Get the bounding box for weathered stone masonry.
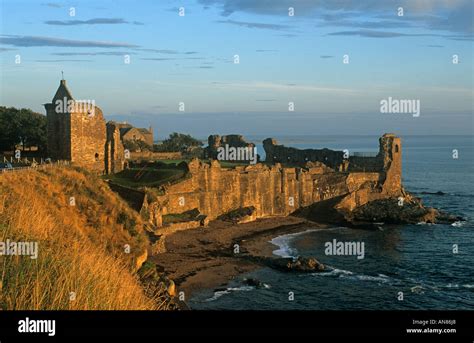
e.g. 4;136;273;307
147;134;402;228
44;79;125;173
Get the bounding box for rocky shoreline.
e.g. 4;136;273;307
146;190;463;308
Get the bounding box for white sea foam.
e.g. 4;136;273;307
410;285;425;294
269;229;317;258
205;286;254;302
312;267;391;284
269;227;348;258
451;221;464;227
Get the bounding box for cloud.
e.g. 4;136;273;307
216;19;291;31
141;58;174;61
278;33;298;38
136;48;179;54
327;30;440;38
326;29;473;40
45;18;143;26
319;19;415;30
42;2;62;8
255;49;278;52
35;59;93;62
199;0;473;35
320;55;334;59
52;51;134;56
141;57;206;62
213;81;359;94
0;35;139;48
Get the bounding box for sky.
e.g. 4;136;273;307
0;0;473;139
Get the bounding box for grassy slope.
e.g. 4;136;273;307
105;167;186;188
0;166;157;310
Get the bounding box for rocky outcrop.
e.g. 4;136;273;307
218;206;257;224
350;196;463;225
137;262;186;310
270;257;325;273
134;249;148;271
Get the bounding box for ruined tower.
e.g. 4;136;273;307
105;122;125;174
379;133;402;195
44;79;106;172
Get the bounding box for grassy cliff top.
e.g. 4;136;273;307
0;166;158;310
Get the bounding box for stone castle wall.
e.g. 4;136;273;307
146;134;402;228
45;80;124;174
69;106;106;171
45;106;71;161
263;138;345;170
205;134;255;159
147;160;384;228
105;122;125;174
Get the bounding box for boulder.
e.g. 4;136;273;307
350;197;464;225
270;256;325;273
243;278;266;289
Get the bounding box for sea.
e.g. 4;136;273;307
188;135;474;310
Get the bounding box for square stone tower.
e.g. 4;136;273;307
44;79;106;172
379;133;402;195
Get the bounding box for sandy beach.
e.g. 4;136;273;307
150;216;327;300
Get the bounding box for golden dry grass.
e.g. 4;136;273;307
0;166;157;310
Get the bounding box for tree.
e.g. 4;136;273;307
0;106;47;152
123;139;152;152
154;132;203;152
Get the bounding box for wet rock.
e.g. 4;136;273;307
243;278;266;288
350;198;463;225
270;256;325;273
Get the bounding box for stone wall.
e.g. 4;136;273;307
144;134;402;228
69;106;106;171
45;80;73;161
263;138;345;170
45;80;105;172
205;134;255;160
105;122;125;174
122;127;153;147
263;134;401;180
130;151;183;160
147;160;384;228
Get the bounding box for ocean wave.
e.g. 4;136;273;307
416;222;435;226
269;229;319;258
445;283;474;289
269;227;348;258
311;267;392;284
451;221;465;227
204;285;255;302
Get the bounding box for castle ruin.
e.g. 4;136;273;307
44;79;151;174
144;134;402;228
